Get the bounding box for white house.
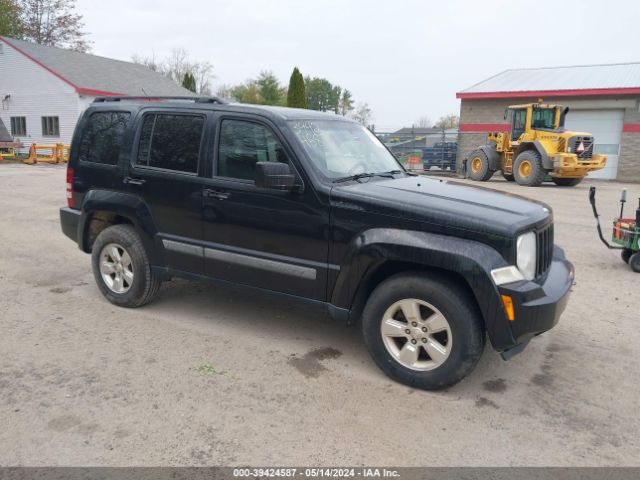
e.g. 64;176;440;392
0;36;193;151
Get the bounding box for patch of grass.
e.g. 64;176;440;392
194;363;225;375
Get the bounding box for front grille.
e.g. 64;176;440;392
536;224;554;278
568;136;594;160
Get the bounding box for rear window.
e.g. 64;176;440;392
136;113;204;174
79;111;131;165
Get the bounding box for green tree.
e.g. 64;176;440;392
339;89;354;116
256;70;286;105
0;0;22;37
286;67;306;108
435;114;460;129
181;72;197;93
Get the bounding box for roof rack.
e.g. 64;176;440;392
93;96;228;104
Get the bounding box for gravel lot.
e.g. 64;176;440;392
1;163;639;466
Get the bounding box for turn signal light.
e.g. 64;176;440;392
501;295;515;321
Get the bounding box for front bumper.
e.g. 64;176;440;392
60;207;81;244
552;153;606;177
497;246;574;356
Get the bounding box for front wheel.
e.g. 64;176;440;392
630;252;640;273
621;249;633;264
513;150;545;187
552;177;583;187
362;273;485;390
91;224;162;307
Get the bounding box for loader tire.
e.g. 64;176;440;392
513;150;545;187
467;149;494;181
552;177;583;187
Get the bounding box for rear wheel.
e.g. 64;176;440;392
362;273;485;390
621;249;633;264
513;150;545;187
467;149;494;181
629;252;640;273
552;177;583;187
91;224;162;307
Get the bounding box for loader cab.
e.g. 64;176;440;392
506;103;567;141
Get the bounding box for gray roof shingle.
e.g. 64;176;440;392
1;36;194;97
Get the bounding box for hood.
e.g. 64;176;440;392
330;176;552;238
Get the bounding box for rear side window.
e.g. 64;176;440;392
136;113;204;173
79;111;131;165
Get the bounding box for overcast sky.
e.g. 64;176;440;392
77;0;640;131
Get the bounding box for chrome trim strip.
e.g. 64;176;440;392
162;239;204;257
204;247;317;280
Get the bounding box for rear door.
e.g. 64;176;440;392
126;109;210;274
201;114;330;300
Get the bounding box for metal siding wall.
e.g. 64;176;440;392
0;39;80;151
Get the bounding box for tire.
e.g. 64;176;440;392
467;149;494;181
502;172;515;182
629;252;640;273
513;150;545;187
621;249;633;264
361;272;485;390
552;177;583;187
91;224;162;307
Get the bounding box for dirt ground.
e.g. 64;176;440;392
0;164;638;466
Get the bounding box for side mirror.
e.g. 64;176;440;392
503;108;509;121
255;162;296;190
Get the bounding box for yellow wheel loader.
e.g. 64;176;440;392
466;102;607;187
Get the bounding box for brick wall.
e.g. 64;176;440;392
458;95;640;182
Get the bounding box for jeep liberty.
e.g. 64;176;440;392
60;97;574;390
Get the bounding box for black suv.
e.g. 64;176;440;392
60;97;574;390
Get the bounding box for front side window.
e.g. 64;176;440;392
10;117;26;136
531;108;556;129
217;119;289;180
288;120;401;179
79;111;130;165
136;113;204;173
42;116;59;137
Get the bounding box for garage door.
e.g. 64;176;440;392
564;109;623;179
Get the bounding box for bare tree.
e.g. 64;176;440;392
350;103;373;127
19;0;90;52
435;114;460;129
415;116;432;128
132;48;214;95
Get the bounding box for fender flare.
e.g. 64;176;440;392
79;190;161;262
330;228;516;351
477;144;502;171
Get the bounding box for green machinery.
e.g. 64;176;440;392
589;186;640;272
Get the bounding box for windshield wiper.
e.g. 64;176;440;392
333;170;401;184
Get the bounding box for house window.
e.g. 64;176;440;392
42;116;60;137
10;117;26;136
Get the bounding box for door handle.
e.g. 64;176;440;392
203;188;230;200
123;176;146;186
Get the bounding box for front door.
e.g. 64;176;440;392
511;108;527;141
126;110;210;274
201;115;329;300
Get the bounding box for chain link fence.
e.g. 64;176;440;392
375;130;484;176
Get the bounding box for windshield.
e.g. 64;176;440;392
531;108;556;129
288;120;402;179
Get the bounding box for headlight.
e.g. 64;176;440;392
516;231;537;280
